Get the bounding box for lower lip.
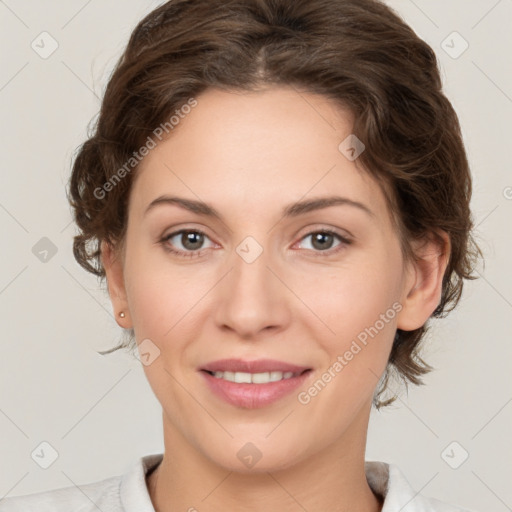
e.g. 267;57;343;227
200;370;312;409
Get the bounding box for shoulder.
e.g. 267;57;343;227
0;475;122;512
365;460;480;512
0;453;162;512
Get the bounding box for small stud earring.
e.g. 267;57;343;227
119;312;126;318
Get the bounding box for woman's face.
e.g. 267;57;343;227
104;85;434;472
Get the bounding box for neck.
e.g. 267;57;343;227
146;404;383;512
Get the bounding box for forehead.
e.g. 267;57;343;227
129;86;389;221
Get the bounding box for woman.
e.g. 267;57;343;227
0;0;481;510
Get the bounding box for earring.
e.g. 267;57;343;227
119;312;126;318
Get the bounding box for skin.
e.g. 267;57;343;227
101;85;449;512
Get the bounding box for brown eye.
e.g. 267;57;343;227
180;230;205;250
161;229;215;258
311;232;336;250
296;229;352;256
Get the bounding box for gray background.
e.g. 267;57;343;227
0;1;511;510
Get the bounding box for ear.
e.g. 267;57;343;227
396;230;450;331
101;240;132;328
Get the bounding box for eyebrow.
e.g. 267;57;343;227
144;194;375;220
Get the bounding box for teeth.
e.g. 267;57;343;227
211;370;298;384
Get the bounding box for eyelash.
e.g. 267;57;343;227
159;228;352;259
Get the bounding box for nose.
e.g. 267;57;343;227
213;242;291;340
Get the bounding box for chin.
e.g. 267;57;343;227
200;435;308;474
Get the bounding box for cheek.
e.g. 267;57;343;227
296;259;401;337
123;243;207;338
292;251;403;392
296;274;400;418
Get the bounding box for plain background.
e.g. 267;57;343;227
0;1;511;510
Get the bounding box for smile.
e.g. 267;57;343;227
206;370;302;384
199;359;313;408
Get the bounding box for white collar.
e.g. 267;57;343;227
119;453;467;512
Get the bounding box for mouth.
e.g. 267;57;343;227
202;369;309;384
199;359;313;408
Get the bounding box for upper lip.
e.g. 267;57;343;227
200;359;311;374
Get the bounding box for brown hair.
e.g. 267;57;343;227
67;0;481;408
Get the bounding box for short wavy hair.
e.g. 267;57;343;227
67;0;481;408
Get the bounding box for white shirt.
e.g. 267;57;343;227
0;453;477;511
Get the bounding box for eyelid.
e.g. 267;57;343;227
160;224;352;259
293;223;353;243
291;227;352;256
161;223;217;243
161;227;217;256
